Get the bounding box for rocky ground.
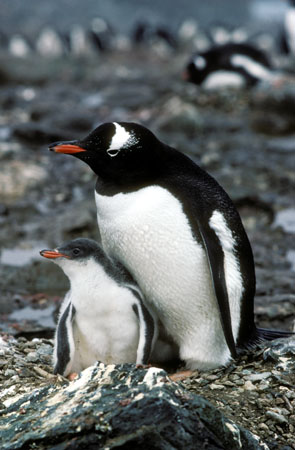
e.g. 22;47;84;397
0;39;295;449
0;335;295;449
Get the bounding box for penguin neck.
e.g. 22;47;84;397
95;174;156;196
60;259;118;297
94;144;193;196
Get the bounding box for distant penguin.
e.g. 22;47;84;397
8;34;31;57
132;21;177;50
89;17;113;52
207;22;233;46
132;21;152;44
40;238;158;376
49;122;294;371
184;43;273;89
36;27;65;57
283;0;295;55
206;23;248;47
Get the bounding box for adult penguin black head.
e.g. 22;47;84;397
183;54;210;85
49;122;164;191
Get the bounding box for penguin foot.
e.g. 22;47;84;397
136;363;152;369
67;372;78;381
169;369;195;382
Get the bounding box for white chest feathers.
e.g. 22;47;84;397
55;258;140;373
95;185;244;370
285;8;295;54
203;71;246;89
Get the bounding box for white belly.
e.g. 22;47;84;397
203;71;246;89
70;287;140;370
95;185;241;369
285;9;295;55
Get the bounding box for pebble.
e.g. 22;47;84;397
4;369;16;377
209;383;225;390
26;352;39;362
204;374;219;381
274;407;290;416
230;374;240;381
266;411;288;424
223;381;235;387
37;344;53;356
258;423;269;431
246;372;272;382
244;380;256;391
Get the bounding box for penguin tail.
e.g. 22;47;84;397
255;327;295;342
237;326;295;353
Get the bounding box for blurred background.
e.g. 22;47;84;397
0;0;294;340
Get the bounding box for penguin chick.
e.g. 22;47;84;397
184;43;274;89
40;238;157;376
49;122;294;371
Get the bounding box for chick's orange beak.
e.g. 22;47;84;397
40;250;69;259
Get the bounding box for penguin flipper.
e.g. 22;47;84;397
129;286;158;365
197;220;238;359
53;298;76;376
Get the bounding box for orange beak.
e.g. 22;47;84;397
40;250;70;259
182;69;189;81
49;143;86;154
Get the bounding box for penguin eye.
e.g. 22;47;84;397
72;248;80;256
107;148;120;157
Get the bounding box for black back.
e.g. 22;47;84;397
186;43;271;86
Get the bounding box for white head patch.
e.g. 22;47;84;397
194;55;207;70
107;122;131;157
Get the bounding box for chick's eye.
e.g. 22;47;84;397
73;248;80;255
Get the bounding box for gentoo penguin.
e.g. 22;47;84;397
184;43;273;88
40;238;158;376
89;17;113;52
283;0;295;55
132;22;177;49
49;122;293;370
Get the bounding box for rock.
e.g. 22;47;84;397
246;372;272;383
263;338;295;371
156;97;203;134
273;208;295;234
209;383;225;390
0;160;47;202
266;136;295;154
26;351;38;362
244;380;256;391
0;354;266;450
182;340;295;449
250;84;295;136
265;411;288;425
